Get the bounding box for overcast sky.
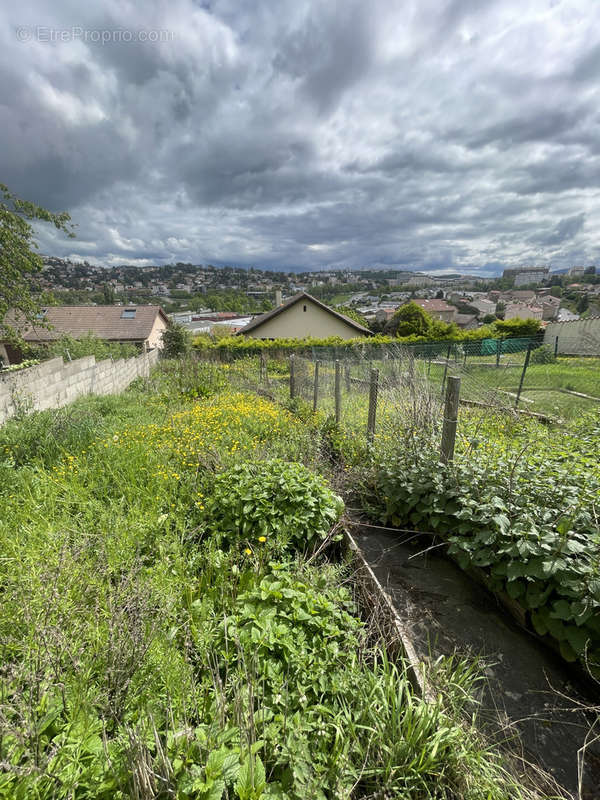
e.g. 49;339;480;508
2;0;600;274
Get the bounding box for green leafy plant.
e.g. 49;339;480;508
357;414;600;670
202;459;344;553
32;332;138;362
161;323;192;358
0;358;40;372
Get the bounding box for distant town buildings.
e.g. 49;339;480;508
32;257;600;338
502;267;551;287
504;302;544;321
409;298;457;323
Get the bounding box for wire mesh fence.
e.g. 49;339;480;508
288;337;600;425
194;334;600;456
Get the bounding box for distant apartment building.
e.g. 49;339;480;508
407;275;434;287
569;266;586;278
502;267;550;286
504;303;543;321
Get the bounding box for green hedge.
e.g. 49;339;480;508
192;327;544;361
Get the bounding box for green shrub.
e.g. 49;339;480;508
492;317;543;338
202;459;344;553
530;344;557;364
32;333;138;362
191;326;500;360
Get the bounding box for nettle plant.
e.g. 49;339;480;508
201;459;344;555
360;441;600;668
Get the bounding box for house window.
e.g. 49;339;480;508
121;308;136;319
303;305;307;312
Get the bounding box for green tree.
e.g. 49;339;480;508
0;183;74;340
576;294;589;314
336;305;367;326
102;283;116;304
550;286;562;298
385;302;434;337
161;323;192;357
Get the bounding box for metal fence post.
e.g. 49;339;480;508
515;343;532;408
367;368;379;444
441;376;461;463
554;335;559;358
289;354;296;399
496;337;502;368
313;360;320;413
335;360;341;423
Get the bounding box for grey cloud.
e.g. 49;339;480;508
2;0;600;272
273;1;377;113
533;212;586;246
466;108;585;150
571;43;600;83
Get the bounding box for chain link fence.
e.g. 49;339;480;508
194;335;600;455
257;335;600;432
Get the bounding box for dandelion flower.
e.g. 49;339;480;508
244;548;252;555
258;536;267;543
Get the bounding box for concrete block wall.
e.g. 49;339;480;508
0;348;159;425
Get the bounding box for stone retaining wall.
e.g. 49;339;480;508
0;348;158;424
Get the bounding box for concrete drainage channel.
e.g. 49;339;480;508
344;523;600;800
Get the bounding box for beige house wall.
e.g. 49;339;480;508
244;299;367;340
147;315;168;349
0;344;9;365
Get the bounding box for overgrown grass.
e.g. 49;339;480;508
0;360;542;798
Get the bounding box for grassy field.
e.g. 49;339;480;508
428;357;600;419
0;360;536;799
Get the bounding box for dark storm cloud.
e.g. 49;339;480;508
534;212;586;246
273;1;377;114
2;0;600;270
